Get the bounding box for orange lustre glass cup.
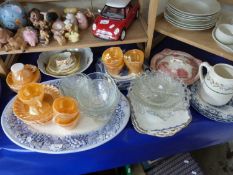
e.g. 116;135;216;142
18;83;45;115
124;49;144;74
102;47;124;75
52;96;79;127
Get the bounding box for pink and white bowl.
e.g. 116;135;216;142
150;49;202;85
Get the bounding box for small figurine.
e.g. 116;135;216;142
39;29;50;45
28;8;43;29
40;11;58;24
76;11;88;30
51;20;66;45
65;31;79;43
84;8;95;24
64;8;79;43
4;28;27;51
0;1;27;30
0;27;13;48
22;27;38;47
64;8;78;32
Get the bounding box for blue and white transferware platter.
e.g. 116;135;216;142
191;81;233;123
1;79;130;154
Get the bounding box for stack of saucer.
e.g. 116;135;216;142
164;0;221;30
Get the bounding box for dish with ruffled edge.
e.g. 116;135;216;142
37;48;93;78
150;49;202;85
1;79;130;154
130;103;192;137
191;81;233;123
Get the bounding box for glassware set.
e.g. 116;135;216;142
60;72;120;121
128;71;190;121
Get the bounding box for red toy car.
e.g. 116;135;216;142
92;0;139;41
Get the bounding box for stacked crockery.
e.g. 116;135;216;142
164;0;221;30
212;11;233;53
129;71;192;137
60;72;120;121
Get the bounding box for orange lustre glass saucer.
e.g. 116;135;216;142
6;64;41;92
13;84;61;124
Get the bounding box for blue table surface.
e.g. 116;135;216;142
0;37;233;175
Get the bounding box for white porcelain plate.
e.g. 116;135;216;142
164;13;215;30
1;79;130;154
130;99;192;137
168;0;221;16
212;27;233;53
191;81;233;123
37;48;93;78
167;5;219;21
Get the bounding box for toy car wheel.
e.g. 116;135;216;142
120;29;126;41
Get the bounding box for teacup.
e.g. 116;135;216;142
53;96;79;127
198;62;233;106
18;83;45;115
124;49;144;74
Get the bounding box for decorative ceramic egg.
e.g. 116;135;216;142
0;1;27;30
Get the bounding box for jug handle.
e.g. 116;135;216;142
199;62;212;84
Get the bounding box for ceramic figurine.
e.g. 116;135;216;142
64;8;79;43
92;0;139;40
0;27;13;48
51;20;66;45
28;8;43;29
76;11;88;30
22;27;38;47
64;8;78;32
39;29;50;45
0;1;27;30
29;8;51;45
65;31;79;43
84;8;95;23
40;11;58;24
4;28;27;51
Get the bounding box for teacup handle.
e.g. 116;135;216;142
199;62;212;84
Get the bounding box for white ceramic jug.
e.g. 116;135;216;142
199;62;233;106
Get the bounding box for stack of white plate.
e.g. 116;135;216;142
164;0;221;30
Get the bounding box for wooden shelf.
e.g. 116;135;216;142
0;19;147;55
155;15;233;61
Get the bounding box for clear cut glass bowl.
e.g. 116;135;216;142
129;71;189;109
60;72;120;120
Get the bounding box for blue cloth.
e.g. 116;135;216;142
0;38;233;175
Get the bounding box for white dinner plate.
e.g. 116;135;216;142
37;48;93;78
168;0;221;16
164;14;215;30
167;5;219;21
165;9;217;26
1;79;130;154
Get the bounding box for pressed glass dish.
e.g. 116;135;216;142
129;71;188;109
60;73;120;120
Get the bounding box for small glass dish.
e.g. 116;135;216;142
129;71;189;109
60;72;120;120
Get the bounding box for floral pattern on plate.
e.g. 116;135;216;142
1;79;130;154
191;81;233;123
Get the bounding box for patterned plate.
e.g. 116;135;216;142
191;82;233;123
1;79;130;154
